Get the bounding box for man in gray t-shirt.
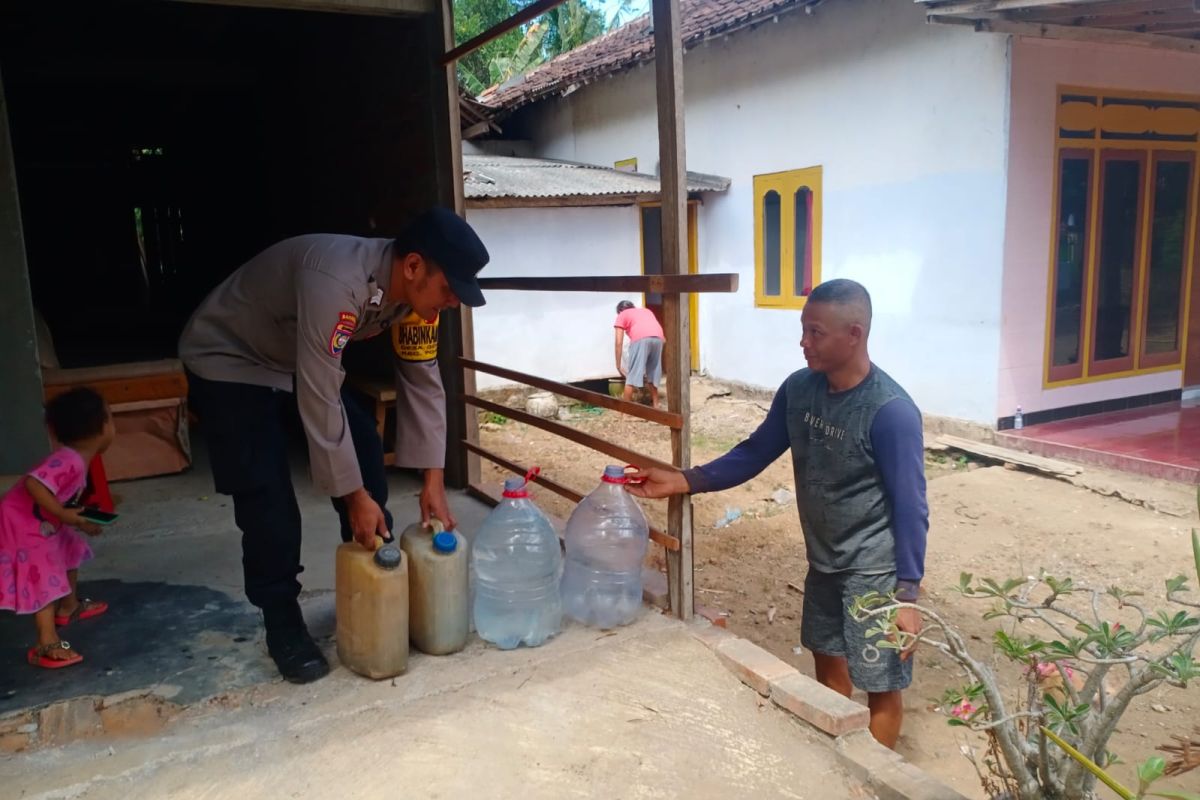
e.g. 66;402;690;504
630;279;928;748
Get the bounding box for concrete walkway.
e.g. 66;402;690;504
1;447;868;799
0;448;492;715
3;613;860;800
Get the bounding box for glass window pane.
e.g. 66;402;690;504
1052;158;1090;368
793;187;812;297
641;206;663;306
1144;159;1191;356
1094;159;1142;362
763;190;781;296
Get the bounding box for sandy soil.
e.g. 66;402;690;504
478;376;1200;798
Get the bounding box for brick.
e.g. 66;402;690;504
835;731;970;800
0;710;36;736
0;732;32;754
696;604;728;628
688;619;735;650
38;697;102;746
834;730;904;783
714;637;797;695
99;698;176;738
769;671;870;736
641;569;669;609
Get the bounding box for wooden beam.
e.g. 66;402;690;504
929;14;1200;51
1128;21;1200;32
1010;0;1191;21
460;358;684;428
920;0;1097;14
463;394;676;472
442;0;569;65
169;0;431;14
652;0;693;623
1078;8;1200;28
464;441;681;551
437;0;480;491
476;273;738;294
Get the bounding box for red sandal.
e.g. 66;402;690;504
27;641;83;669
54;598;108;627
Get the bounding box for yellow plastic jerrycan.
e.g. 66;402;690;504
400;521;469;656
335;537;409;679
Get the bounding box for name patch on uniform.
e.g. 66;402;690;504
328;312;358;357
392;311;439;362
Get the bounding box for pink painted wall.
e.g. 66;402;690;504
998;38;1200;419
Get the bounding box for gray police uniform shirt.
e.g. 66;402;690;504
178;234;446;498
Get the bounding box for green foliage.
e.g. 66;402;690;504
455;0;647;96
454;0;527;95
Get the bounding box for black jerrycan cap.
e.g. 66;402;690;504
374;543;403;570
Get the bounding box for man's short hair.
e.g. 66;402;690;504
616;300;635;314
807;279;872;327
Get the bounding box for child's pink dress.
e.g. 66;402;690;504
0;448;94;615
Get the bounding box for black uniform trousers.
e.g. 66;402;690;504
187;372;393;611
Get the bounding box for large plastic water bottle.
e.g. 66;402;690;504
472;473;563;649
561;465;650;629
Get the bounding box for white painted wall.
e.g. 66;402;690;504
506;0;1012;422
466;205;640;390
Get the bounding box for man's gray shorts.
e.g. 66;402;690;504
800;569;913;693
626;336;664;388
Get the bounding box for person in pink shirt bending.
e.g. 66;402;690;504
614;300;665;407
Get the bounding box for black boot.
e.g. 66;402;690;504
262;602;330;684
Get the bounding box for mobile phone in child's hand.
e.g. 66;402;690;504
79;507;118;525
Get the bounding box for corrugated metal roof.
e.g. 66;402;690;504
464;154;730;202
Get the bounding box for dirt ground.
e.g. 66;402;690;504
478;376;1200;799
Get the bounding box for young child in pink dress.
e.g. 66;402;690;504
0;387;116;669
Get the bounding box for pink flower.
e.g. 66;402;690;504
951;700;976;720
1029;659;1075;681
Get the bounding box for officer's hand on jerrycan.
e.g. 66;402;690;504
345;488;392;550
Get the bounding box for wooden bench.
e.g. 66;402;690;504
42;359;191;481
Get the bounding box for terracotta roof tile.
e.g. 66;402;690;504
478;0;817;113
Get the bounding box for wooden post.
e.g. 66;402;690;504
435;0;480;490
652;0;693;621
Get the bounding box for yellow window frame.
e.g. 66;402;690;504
1042;86;1200;389
754;166;822;309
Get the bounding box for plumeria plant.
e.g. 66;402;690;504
851;491;1200;800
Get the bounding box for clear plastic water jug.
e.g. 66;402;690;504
472;472;562;649
561;465;649;629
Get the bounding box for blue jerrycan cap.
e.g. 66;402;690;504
432;531;458;554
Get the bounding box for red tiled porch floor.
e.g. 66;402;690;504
997;402;1200;485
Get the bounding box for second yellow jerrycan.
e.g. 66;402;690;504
335;537;409;679
400;521;469;656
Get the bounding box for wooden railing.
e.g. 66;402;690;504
459;272;737;618
438;0;698;618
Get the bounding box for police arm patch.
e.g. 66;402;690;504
392;311;439;362
328;311;358;357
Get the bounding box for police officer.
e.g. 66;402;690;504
179;208;489;683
